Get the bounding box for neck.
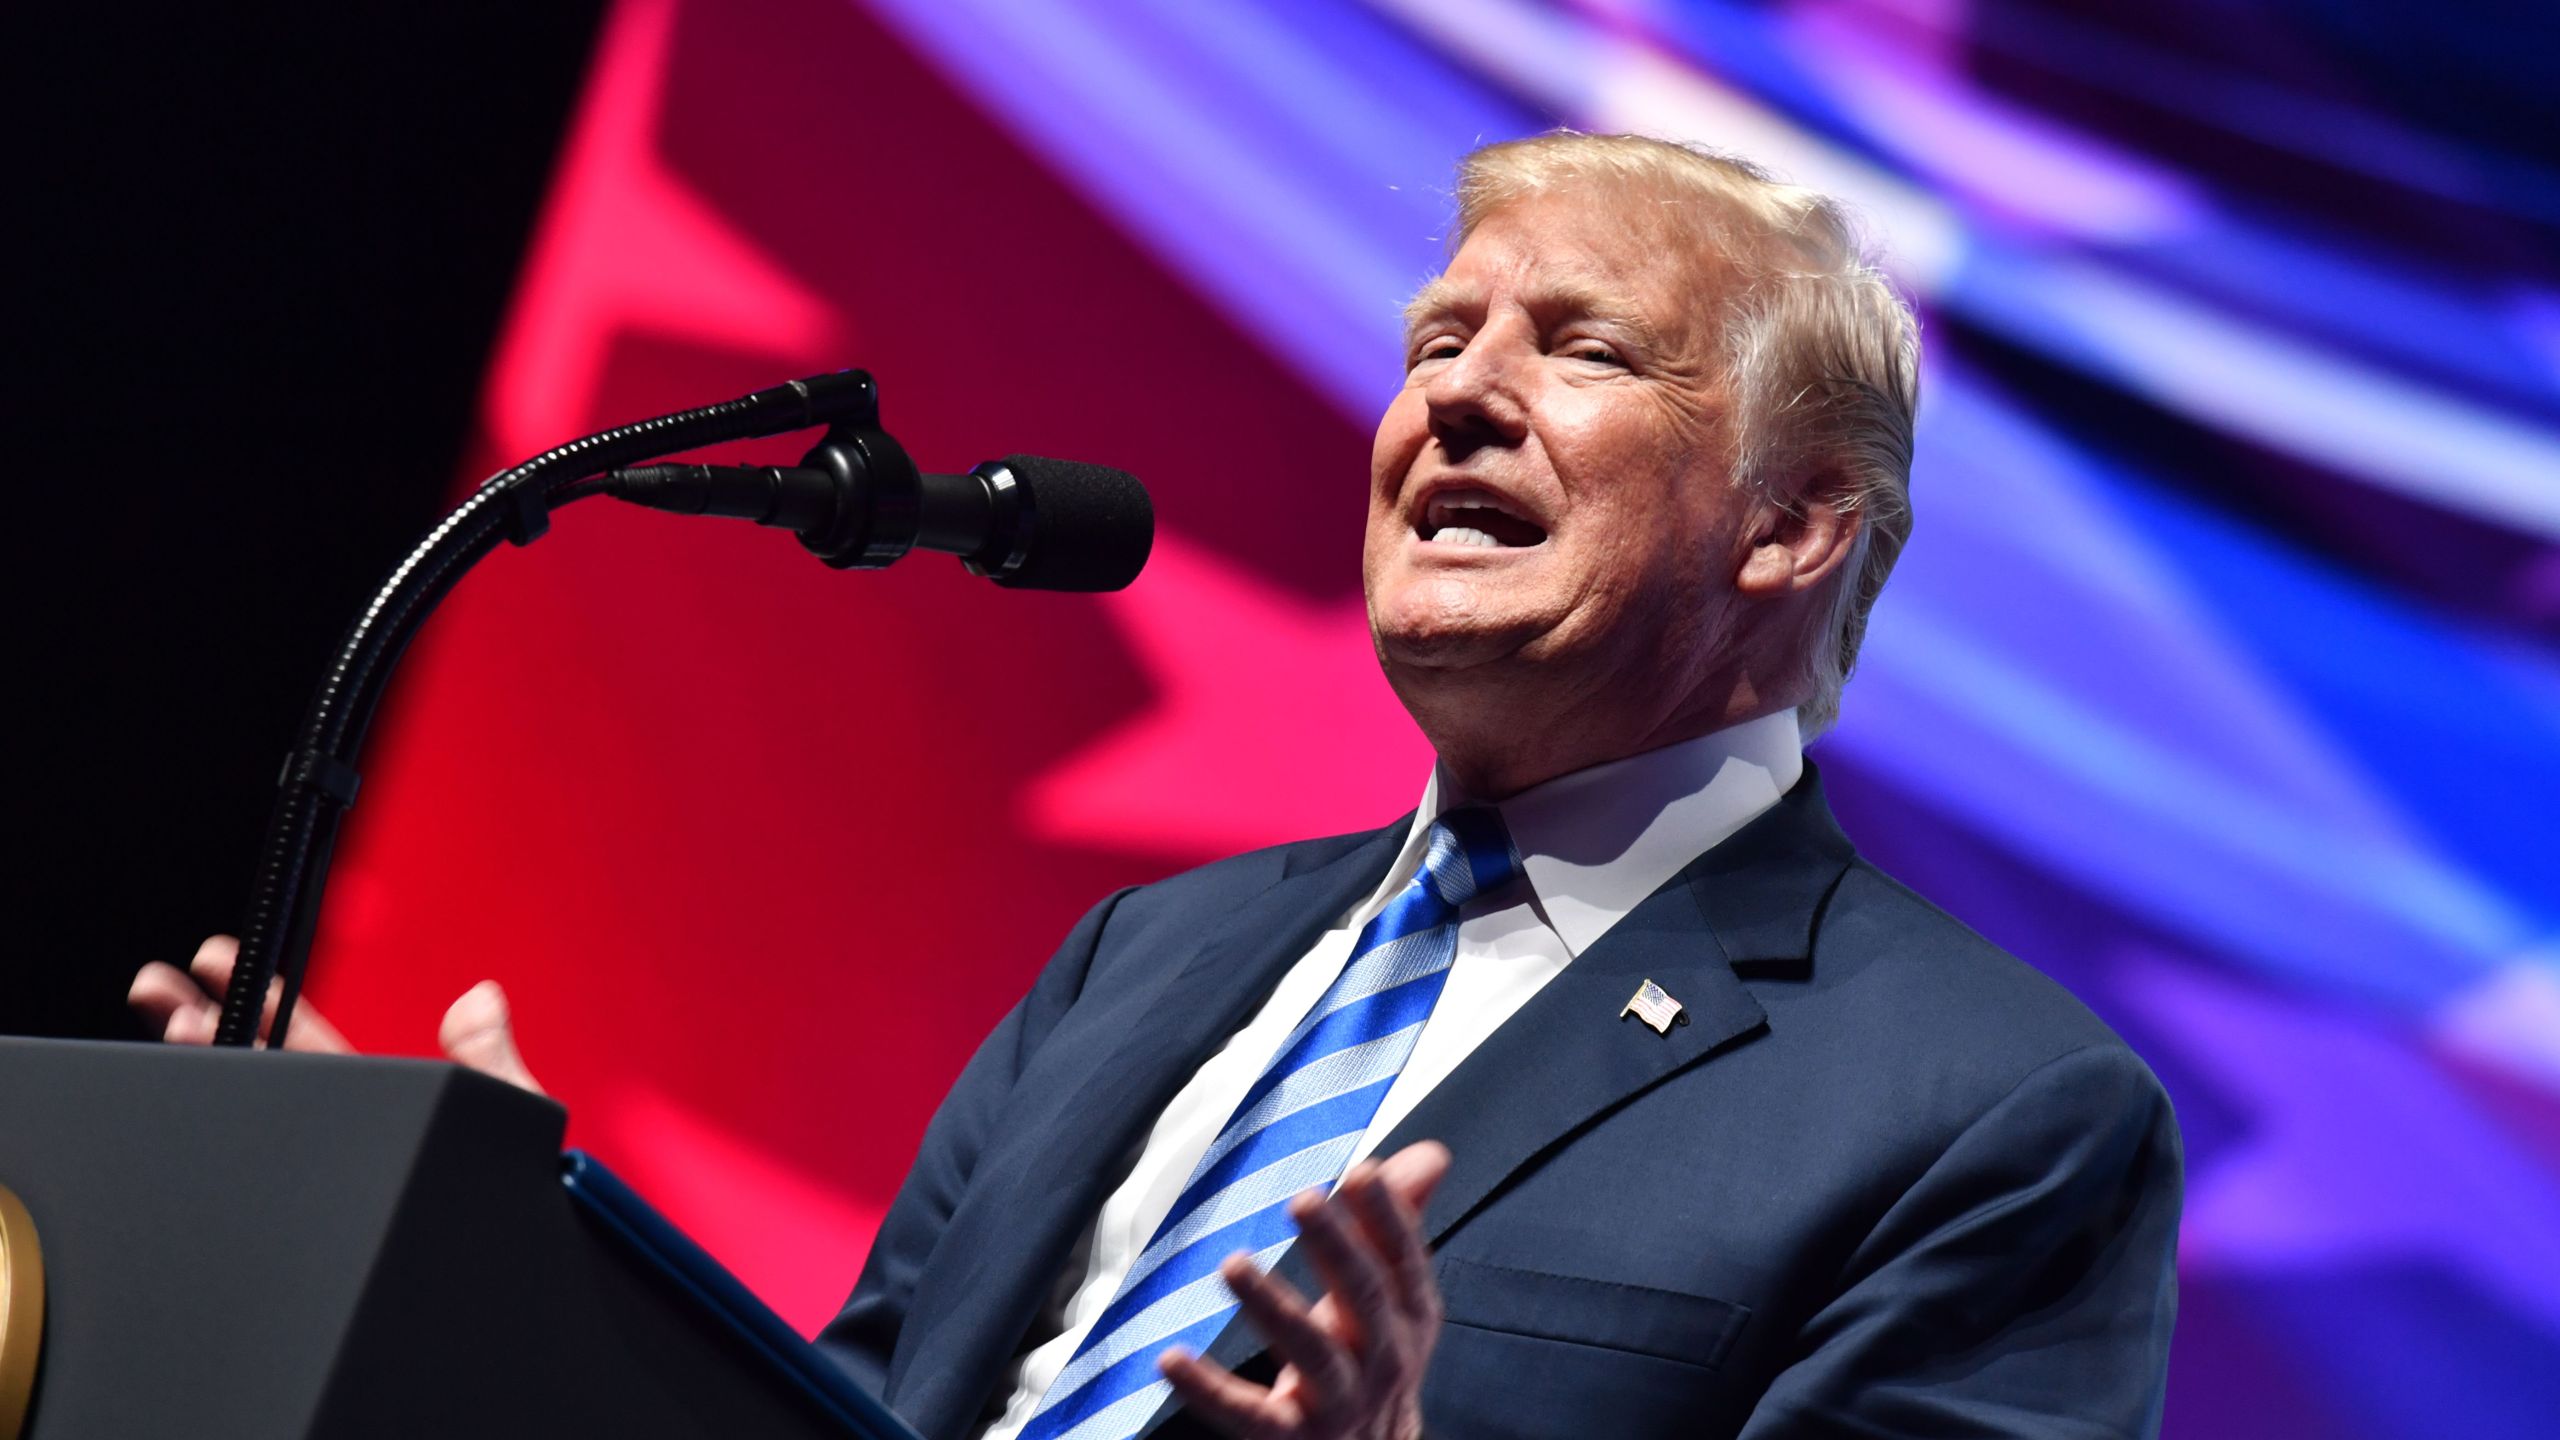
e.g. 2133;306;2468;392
1405;670;1803;800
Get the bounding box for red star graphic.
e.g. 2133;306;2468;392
1024;532;1431;856
478;0;846;458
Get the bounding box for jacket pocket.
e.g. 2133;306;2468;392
1435;1257;1749;1370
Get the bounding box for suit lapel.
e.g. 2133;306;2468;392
1178;767;1857;1391
894;820;1412;1440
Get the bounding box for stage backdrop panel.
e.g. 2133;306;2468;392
319;2;2560;1435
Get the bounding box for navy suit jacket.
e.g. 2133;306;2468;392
817;765;2181;1438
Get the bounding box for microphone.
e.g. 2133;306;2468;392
605;439;1153;592
217;367;1150;1059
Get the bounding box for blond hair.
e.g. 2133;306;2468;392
1450;131;1919;739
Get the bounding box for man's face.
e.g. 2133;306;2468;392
1365;183;1766;713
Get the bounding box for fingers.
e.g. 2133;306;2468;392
132;935;357;1053
1166;1151;1456;1438
129;960;215;1040
438;981;547;1096
1160;1346;1295;1440
129;938;271;1047
188;936;282;1044
1291;1184;1395;1357
1345;1145;1448;1320
183;935;355;1053
186;934;242;995
274;992;357;1054
1219;1252;1353;1419
1370;1140;1453;1220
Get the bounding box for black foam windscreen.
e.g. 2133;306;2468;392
996;455;1154;592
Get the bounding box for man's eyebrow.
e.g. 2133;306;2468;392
1400;275;1665;351
1536;277;1665;350
1401;277;1472;342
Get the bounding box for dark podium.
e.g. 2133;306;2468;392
0;1037;909;1439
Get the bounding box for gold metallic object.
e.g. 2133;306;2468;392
1620;978;1685;1035
0;1182;41;1440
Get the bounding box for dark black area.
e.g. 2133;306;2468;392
0;1038;894;1436
7;3;605;1038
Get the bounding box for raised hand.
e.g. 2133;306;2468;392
1160;1141;1452;1440
129;934;546;1096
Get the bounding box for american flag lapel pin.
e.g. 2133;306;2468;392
1621;978;1685;1035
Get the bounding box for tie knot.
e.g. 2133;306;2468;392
1422;805;1522;909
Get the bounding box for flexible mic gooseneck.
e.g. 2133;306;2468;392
216;370;1150;1051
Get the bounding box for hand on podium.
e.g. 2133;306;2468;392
129;935;548;1096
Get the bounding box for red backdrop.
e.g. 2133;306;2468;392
310;0;1428;1331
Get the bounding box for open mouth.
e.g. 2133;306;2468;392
1416;488;1548;548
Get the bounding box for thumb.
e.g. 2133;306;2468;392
438;981;548;1097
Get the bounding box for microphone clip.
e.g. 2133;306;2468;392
793;425;924;570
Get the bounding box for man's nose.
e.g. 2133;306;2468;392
1424;334;1530;458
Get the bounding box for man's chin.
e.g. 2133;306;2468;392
1371;620;1540;676
1366;572;1554;659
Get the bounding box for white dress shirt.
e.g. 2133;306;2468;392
977;711;1804;1439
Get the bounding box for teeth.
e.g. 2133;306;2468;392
1426;491;1527;531
1429;526;1501;548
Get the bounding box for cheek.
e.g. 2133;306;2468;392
1369;390;1428;498
1547;402;1684;513
1561;471;1720;615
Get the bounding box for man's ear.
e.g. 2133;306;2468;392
1736;473;1862;599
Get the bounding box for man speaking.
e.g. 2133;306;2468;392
136;132;2182;1438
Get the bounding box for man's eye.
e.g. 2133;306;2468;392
1566;343;1626;367
1412;340;1465;365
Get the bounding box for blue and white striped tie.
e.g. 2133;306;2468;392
1017;806;1521;1440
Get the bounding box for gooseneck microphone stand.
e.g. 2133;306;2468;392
213;370;885;1050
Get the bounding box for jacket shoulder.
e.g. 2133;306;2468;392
1788;857;2160;1112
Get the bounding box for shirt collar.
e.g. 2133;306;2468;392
1397;710;1805;957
